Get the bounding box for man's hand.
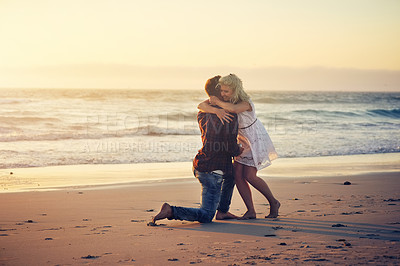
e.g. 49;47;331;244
238;144;244;155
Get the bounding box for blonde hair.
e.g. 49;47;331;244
218;74;250;104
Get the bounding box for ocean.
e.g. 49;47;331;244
0;89;399;169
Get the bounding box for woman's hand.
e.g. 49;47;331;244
215;108;234;125
209;96;221;106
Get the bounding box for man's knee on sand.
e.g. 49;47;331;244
198;209;216;223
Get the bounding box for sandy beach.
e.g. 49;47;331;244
1;154;399;265
2;1;400;265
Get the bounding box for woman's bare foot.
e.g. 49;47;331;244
151;203;172;224
265;200;280;218
215;211;238;220
238;210;256;220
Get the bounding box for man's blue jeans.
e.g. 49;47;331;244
170;168;235;223
217;172;235;214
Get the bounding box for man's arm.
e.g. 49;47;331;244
223;114;241;157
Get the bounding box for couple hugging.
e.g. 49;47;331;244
151;74;280;225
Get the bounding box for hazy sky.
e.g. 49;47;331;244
1;0;399;90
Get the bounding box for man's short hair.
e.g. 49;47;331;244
205;75;221;97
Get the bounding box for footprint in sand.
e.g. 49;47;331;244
81;255;100;259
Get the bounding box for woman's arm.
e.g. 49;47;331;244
197;99;217;113
209;96;252;114
197;99;234;125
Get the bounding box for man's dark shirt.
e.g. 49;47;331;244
193;110;241;174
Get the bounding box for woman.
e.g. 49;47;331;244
198;74;280;219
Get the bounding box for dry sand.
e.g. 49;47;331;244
0;154;399;265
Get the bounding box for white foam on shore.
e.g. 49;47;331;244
260;152;400;178
1;153;399;193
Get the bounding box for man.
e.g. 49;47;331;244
150;76;242;224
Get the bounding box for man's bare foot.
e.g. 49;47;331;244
151;203;172;224
265;200;280;218
215;210;238;220
238;210;256;220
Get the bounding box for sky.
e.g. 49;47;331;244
0;0;400;91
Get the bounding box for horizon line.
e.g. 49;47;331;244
1;87;399;93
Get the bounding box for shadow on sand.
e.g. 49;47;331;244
170;218;400;241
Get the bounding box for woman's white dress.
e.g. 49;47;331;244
235;100;278;170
